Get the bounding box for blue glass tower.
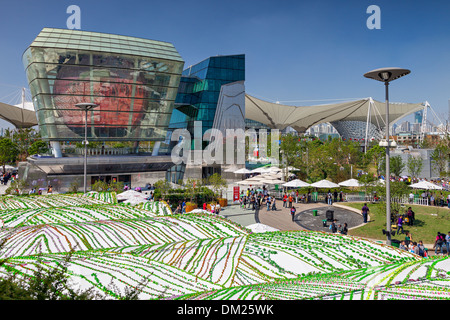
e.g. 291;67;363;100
166;54;245;183
170;54;245;135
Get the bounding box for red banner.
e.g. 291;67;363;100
233;186;240;201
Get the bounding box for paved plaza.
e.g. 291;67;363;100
220;201;365;233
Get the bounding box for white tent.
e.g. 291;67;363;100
310;179;340;188
259;178;285;185
409;181;443;190
338;178;361;187
251;167;272;174
237;180;263;186
234;168;253;174
283;179;311;188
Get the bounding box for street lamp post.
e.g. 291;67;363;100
364;67;410;246
75;103;98;194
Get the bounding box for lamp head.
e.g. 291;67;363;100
75;102;98;111
364;67;410;83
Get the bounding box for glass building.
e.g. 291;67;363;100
170;54;245;136
22;28;184;143
166;54;245;182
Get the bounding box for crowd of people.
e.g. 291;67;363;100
239;187;277;211
0;172;15;185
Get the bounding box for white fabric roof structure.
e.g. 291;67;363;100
283;179;311;188
338;178;361;187
409;181;443;190
0;101;37;128
310;179;340;188
245;95;425;133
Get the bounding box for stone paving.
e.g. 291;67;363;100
220;201;365;233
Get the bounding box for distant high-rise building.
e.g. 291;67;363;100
414;110;423;124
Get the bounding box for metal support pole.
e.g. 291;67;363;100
83;109;88;194
385;82;391;245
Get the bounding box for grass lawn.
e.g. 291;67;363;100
341;202;450;245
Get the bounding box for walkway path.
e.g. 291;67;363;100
222;201;364;233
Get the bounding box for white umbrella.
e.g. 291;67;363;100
268;166;281;173
237;180;263;186
310;179;340;188
261;173;282;179
233;168;252;174
259;178;285;185
283;179;311;188
338;178;361;187
409;181;443;190
251;167;272;174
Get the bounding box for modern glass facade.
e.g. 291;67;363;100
23;28;184;142
170;54;245;135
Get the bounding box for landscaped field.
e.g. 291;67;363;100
341;202;450;244
0;192;449;300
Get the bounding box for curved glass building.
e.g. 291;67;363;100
23;28;184;142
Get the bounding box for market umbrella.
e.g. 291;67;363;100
409;181;443;190
259;178;285;185
310;179;340;188
233;168;253;174
282;179;311;188
237;180;263;186
338;178;361;187
251;167;272;174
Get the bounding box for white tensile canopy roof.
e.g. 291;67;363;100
245;95;425;132
310;179;340;188
0;101;37;128
409;181;443;190
338;178;361;187
283;179;311;188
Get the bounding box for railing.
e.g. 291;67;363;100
226;189;433;207
68;147;133;156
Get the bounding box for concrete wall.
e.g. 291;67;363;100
390;148;440;179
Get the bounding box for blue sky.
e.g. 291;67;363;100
0;0;449;129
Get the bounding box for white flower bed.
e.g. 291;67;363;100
0;194;448;300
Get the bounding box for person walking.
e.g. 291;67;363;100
283;194;287;208
290;206;296;222
361;203;369;223
288;195;293;208
396;215;404;235
271;197;277;211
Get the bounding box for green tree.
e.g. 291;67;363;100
207;173;227;200
28;140;49;155
365;144;386;176
380;155;405;177
0;138;19;173
154;179;172;200
406;154;423;178
430;142;449;178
